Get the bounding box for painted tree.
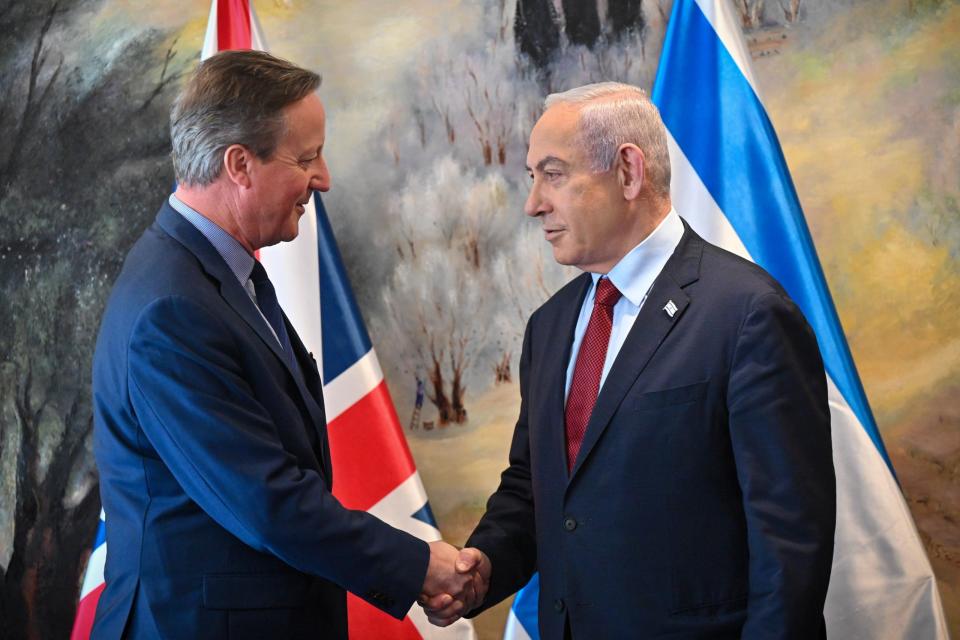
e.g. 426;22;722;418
779;0;802;23
514;0;561;69
380;159;515;425
0;2;187;636
736;0;766;29
562;0;603;47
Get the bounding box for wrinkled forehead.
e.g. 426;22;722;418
526;103;583;167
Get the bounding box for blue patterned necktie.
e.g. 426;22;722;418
250;261;296;364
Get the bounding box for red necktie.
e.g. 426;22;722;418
565;277;622;473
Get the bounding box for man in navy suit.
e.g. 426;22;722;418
92;51;475;639
423;83;836;638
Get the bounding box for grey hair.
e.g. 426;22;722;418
545;82;671;197
170;50;321;187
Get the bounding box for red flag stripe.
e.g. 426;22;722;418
327;380;417;511
69;583;105;640
217;0;252;50
346;592;423;640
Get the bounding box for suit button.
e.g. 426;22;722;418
563;517;577;531
554;599;565;612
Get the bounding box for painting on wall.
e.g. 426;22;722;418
750;0;960;631
0;0;956;638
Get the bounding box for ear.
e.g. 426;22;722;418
223;144;254;189
616;144;645;200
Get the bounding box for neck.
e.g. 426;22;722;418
174;183;255;255
628;192;673;250
635;192;672;232
594;195;671;273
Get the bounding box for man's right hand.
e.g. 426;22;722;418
419;544;491;627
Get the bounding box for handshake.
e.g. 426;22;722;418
418;541;492;627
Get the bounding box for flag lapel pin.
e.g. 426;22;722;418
663;300;678;318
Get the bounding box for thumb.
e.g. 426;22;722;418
455;547;480;573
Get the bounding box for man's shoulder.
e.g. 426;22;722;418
698;240;783;294
689;233;807;330
121;218;206;292
101;206;216;328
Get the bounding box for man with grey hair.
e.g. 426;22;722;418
423;82;835;638
92;50;479;639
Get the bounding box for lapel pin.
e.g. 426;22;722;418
663;300;678;318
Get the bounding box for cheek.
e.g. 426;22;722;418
282;179;304;203
564;197;591;240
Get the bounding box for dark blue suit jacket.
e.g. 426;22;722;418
91;203;429;639
467;222;836;639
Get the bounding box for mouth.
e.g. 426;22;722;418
543;227;566;242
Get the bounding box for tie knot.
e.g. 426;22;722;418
250;261;269;285
594;277;621;307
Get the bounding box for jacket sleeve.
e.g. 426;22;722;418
126;294;429;619
464;317;539;614
727;292;836;638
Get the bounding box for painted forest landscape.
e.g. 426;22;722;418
0;0;957;638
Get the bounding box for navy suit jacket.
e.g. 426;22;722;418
91;203;429;639
467;222;836;639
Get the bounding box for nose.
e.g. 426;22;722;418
311;156;331;193
524;178;549;218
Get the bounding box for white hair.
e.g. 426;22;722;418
545;82;671;197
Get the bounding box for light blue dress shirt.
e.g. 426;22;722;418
564;208;685;400
168;194;282;346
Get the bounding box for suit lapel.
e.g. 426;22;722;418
568;224;704;482
157;205;292;366
157;204;332;478
538;274;592;478
285;319;333;483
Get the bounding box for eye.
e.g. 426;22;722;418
544;171;563;181
298;153;319;167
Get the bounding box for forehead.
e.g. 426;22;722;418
281;93;326;146
527;104;582;166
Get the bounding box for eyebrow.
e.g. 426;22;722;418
526;155;569;172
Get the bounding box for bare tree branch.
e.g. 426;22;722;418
735;0;765;30
0;1;61;198
778;0;801;23
139;37;183;112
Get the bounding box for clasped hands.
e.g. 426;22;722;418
418;541;491;627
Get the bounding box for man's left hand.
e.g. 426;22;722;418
419;547;491;627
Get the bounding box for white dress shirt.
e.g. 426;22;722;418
564;208;685;400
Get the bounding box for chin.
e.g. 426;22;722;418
552;247;576;267
285;216;302;238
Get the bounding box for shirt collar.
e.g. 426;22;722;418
168;193;256;284
590;207;684;306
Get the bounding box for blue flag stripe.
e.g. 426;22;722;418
511;573;541;640
93;520;106;549
410;501;439;528
313;193;373;382
651;0;892;469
